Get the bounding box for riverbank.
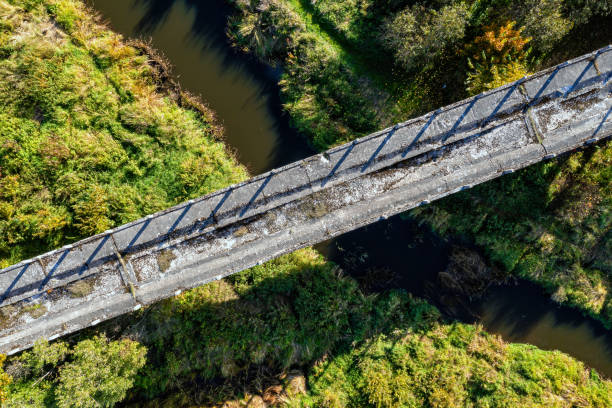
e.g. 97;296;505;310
0;0;248;267
2;0;612;407
224;0;612;328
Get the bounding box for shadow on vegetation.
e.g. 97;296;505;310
91;249;436;406
318;212;612;378
545;14;612;67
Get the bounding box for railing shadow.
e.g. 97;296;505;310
2;44;610;309
321;142;356;187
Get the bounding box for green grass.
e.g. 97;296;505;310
292;321;612;407
225;0;612;327
0;0;248;267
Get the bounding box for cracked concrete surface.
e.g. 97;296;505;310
0;46;611;354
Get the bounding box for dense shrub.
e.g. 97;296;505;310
5;336;146;408
381;3;470;71
455;0;576;57
0;0;248;267
465;21;531;95
308;0;367;37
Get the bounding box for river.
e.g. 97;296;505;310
91;0;612;378
90;0;313;175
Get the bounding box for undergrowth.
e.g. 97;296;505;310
225;0;612;327
0;0;248;267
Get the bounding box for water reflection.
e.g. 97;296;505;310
93;0;612;380
92;0;314;175
320;214;612;378
475;284;612;377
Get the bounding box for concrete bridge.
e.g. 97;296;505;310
1;47;611;354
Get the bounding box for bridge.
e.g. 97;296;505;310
1;47;611;354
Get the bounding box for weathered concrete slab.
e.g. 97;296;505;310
261;162;312;203
0;46;611;354
39;236;117;290
214;175;272;225
0;261;45;307
524;59;600;101
169;195;224;236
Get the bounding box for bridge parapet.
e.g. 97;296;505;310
1;46;611;354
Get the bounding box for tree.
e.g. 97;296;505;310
382;3;470;71
54;335;146;408
521;0;572;54
465;21;531;95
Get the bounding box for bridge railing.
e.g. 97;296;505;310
0;45;610;354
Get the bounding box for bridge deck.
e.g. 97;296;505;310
1;46;611;354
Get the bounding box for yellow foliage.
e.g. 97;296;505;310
0;175;19;199
466;21;532;95
32;207;69;240
0;354;11;404
473;22;531;63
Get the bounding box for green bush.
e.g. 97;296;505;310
5;336;146;408
55;336;146;408
293;323;612;407
381;3;470;71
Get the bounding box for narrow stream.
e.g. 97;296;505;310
91;0;314;175
319;215;612;377
93;0;612;378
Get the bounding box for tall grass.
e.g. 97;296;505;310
0;0;248;266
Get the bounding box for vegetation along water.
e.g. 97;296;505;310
0;0;611;406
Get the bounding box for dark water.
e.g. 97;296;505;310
476;283;612;376
90;0;313;175
93;0;612;378
318;215;612;377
